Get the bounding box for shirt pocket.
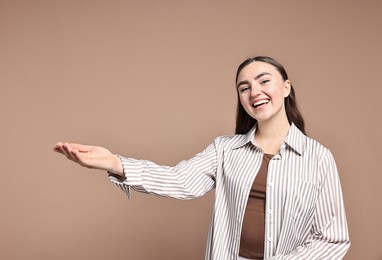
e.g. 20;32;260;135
284;179;319;220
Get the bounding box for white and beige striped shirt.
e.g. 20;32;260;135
109;124;350;259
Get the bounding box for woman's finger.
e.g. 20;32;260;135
54;143;72;160
53;142;65;154
67;143;92;153
61;143;79;162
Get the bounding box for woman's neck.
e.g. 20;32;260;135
254;117;291;154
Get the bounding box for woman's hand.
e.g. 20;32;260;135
53;142;124;177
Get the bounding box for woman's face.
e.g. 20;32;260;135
236;61;291;124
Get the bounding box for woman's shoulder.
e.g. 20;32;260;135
213;133;250;149
303;134;334;160
288;125;333;160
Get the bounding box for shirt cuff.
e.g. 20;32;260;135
107;154;132;198
108;174;131;198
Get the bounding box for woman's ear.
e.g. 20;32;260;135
284;80;291;98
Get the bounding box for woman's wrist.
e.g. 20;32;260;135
108;154;124;178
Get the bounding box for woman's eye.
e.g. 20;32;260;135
261;79;270;84
240;87;250;93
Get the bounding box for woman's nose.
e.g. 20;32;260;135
251;84;262;97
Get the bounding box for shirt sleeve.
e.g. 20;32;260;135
268;150;350;259
108;140;218;200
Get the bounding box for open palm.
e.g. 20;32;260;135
53;142;122;174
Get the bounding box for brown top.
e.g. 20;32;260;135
239;153;273;259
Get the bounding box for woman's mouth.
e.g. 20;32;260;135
252;99;270;108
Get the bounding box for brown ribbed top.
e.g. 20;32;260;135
239;153;273;259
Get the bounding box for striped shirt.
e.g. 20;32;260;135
109;124;350;259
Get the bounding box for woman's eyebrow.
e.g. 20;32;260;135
254;72;271;80
237;80;249;88
237;72;271;88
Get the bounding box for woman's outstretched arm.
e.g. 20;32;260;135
53;141;217;200
53;142;124;177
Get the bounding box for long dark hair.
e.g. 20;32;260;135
235;56;305;134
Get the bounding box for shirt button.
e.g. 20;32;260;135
268;237;273;242
267;182;273;187
267;210;273;214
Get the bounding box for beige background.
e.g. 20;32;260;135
1;1;381;259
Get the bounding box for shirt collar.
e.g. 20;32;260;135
283;123;306;155
232;123;306;155
232;126;257;150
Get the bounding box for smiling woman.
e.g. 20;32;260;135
54;56;350;260
235;56;305;137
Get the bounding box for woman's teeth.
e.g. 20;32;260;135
252;100;269;108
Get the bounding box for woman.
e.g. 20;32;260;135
54;56;350;259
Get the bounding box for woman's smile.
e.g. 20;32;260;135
252;98;270;109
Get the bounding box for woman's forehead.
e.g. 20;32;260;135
237;61;279;80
